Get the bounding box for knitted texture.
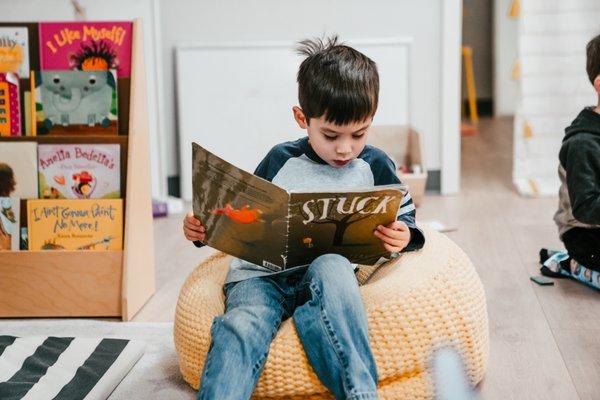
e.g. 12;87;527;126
174;227;489;399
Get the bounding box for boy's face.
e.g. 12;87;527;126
293;106;371;168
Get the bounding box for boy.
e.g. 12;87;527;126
183;36;425;400
541;34;600;288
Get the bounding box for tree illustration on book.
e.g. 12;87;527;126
193;143;406;271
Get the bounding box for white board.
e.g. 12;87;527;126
176;38;413;200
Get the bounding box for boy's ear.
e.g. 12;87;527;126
594;75;600;95
292;106;308;129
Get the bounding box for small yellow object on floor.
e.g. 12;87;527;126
174;227;489;399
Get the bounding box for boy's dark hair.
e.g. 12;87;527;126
586;34;600;84
0;163;16;197
296;36;379;125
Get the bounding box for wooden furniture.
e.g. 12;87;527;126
0;20;155;321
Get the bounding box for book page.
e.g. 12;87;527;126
286;185;404;267
192;142;289;271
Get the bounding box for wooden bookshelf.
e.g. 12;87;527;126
0;20;155;320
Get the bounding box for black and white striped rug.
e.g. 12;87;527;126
0;336;144;400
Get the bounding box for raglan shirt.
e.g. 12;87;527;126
195;136;425;284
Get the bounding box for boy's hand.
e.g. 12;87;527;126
183;212;206;242
373;221;411;253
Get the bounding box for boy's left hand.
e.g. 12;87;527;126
374;221;411;253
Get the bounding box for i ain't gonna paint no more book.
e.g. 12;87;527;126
192;142;406;271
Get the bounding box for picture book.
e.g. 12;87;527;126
33;69;118;135
192;143;406;271
0;141;38;198
0;26;29;77
27;198;123;250
0;197;19;250
0;23;41;135
38;21;132;135
38;144;120;199
0;72;21;136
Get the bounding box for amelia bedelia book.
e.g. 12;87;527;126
27;198;123;250
33;69;118;135
37;144;120;199
38;21;133;135
0;141;38;198
192;142;406;271
0;197;19;250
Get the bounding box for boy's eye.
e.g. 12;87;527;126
323;134;337;141
352;133;365;139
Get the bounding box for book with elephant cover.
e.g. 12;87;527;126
38;21;133;135
37;144;120;199
32;69;118;135
27;198;122;250
192;142;406;271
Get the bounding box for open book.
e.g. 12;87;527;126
192;142;406;271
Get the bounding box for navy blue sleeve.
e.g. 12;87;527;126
362;146;425;251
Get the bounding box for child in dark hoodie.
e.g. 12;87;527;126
540;34;600;289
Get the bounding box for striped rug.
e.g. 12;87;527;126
0;336;144;400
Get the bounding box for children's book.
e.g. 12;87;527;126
192;142;406;271
33;69;118;135
38;21;133;135
0;141;38;198
0;23;41;135
27;198;123;250
37;144;120;199
0;197;19;250
0;73;21;136
0;26;29;78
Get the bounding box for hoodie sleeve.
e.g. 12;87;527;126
560;134;600;225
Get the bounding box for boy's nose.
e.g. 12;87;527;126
337;145;352;156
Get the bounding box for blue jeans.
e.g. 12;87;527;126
197;254;379;400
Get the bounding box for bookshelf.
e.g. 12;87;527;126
0;20;155;321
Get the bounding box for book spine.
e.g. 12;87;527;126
283;200;291;269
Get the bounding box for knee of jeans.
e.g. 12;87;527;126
309;254;355;284
212;306;275;339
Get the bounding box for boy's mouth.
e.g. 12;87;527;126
333;159;350;167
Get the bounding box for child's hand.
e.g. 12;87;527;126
373;221;411;253
183;212;206;242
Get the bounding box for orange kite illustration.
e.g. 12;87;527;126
211;204;263;224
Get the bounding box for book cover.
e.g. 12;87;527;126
0;72;20;136
192;142;405;271
0;141;38;198
0;23;40;136
38;144;120;199
0;197;19;250
34;69;118;135
39;21;132;135
27;198;123;250
0;26;29;77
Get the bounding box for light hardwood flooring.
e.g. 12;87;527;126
138;117;600;399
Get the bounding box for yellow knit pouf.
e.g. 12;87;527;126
174;226;489;399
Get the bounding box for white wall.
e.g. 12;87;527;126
493;0;519;115
159;0;455;189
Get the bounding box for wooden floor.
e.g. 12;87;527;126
138;117;600;399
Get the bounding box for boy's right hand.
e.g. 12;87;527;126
183;212;206;242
